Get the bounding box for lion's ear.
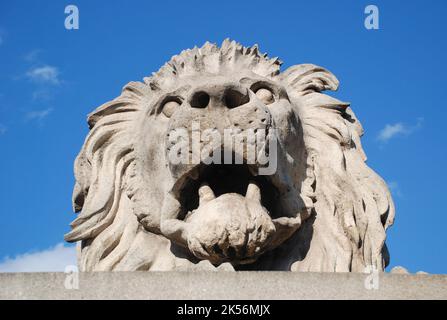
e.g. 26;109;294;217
279;64;339;95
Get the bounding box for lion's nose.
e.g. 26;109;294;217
189;84;249;109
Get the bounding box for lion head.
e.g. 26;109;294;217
65;40;394;272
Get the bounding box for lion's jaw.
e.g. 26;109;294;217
186;188;276;265
155;73;309;266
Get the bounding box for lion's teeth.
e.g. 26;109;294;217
198;183;215;205
246;181;261;202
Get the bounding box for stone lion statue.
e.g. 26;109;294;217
65;40;394;272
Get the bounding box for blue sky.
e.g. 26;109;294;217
0;0;446;273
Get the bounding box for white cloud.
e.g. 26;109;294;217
25;108;53;122
0;124;6;135
378;123;408;141
26;65;60;84
0;243;77;272
377;118;423;142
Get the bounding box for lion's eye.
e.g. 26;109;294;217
254;88;274;105
162;99;181;118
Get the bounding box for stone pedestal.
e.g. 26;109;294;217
0;272;446;300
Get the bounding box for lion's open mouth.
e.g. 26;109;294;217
173;163;281;220
160;151;305;266
166;162;282;265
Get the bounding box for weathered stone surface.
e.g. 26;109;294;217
1;272;446;300
65;39;395;272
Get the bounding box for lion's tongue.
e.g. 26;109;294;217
187;181;275;263
198;181;262;206
183;181;264;223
